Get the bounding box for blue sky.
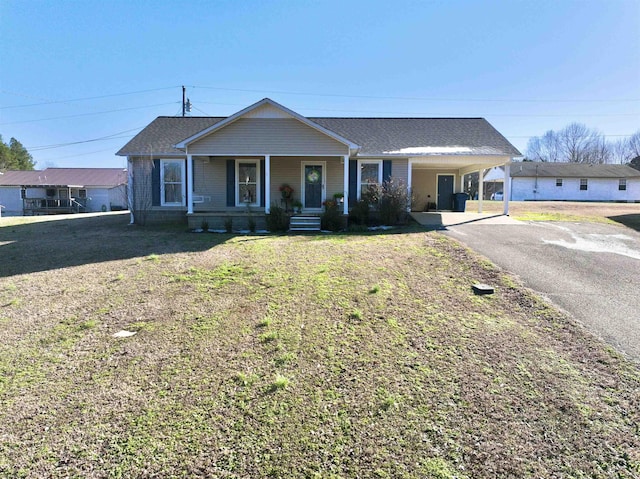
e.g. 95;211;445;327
1;0;638;169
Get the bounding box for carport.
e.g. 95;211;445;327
408;155;514;215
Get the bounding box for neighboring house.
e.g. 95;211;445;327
117;98;521;228
0;168;128;216
483;166;504;200
510;163;640;202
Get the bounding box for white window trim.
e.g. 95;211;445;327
160;159;186;206
580;178;588;191
235;159;261;207
619;178;627;191
357;159;383;200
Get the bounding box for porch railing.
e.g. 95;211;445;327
23;198;86;215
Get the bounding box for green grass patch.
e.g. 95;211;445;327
0;226;638;478
514;212;617;224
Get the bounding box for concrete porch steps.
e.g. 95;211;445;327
289;215;321;232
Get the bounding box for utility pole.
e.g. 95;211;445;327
182;85;186;117
181;85;192;117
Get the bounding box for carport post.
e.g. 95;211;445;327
187;153;194;215
503;162;511;215
478;168;484;213
343;155;349;215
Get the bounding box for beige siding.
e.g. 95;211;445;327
391;158;409;184
193;157;227;208
131;157;153;211
188;118;349;156
270;156;344;207
411;169;459;211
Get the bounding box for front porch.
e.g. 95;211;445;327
23;197;86;215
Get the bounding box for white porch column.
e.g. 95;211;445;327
343;155;349;215
265;155;271;213
503;162;511;215
407;159;413;212
187;154;194;215
127;157;134;224
478;168;484;213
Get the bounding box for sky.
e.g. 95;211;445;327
1;0;639;169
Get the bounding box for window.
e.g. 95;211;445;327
358;160;382;199
556;178;563;187
580;178;588;191
619;179;627;191
160;159;186;206
236;160;260;206
78;189;87;199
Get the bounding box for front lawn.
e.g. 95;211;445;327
0;214;638;478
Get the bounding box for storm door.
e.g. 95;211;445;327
302;163;325;210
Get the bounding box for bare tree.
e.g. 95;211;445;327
628;131;640;160
526;130;562;162
609;131;640;165
130;157;154;225
526;123;610;164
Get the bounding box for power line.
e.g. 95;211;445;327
37;146;125;162
27;126;146;151
0;102;179;125
0;86;180;109
191;84;640;104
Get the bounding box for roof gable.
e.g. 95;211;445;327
174;98;359;151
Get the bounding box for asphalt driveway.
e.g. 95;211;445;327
442;220;640;363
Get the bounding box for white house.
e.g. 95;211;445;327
509;163;640;202
0;168;128;216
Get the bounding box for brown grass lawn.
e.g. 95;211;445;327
0;212;638;478
467;200;640;230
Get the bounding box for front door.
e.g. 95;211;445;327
303;163;324;209
437;175;454;210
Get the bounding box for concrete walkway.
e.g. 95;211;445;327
411;211;522;227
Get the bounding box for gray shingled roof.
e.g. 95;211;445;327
117;117;225;156
117;115;522;157
310;117;522;156
0;168;127;187
510;162;640;178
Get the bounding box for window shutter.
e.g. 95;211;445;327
383;160;392;183
151;159;160;206
260;159;266;207
349;159;358;206
226;159;235;207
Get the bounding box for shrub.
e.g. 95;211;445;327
349;199;371;226
248;216;256;233
200;219;209;231
224;217;233;233
321;201;344;231
379;177;410;225
266;205;289;232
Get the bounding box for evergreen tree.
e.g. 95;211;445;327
0;135;36;170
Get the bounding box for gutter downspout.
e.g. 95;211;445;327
503;162;511;216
